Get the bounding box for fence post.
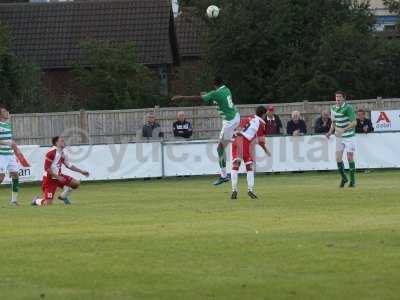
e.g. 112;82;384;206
79;109;89;144
376;96;383;110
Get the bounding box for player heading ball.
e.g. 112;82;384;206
172;76;240;186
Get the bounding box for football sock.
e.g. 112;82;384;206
349;160;356;183
247;171;254;191
231;170;238;191
217;145;227;176
11;178;19;203
60;186;73;199
337;161;346;180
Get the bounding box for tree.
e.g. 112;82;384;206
182;0;400;102
383;0;400;13
73;40;161;110
0;22;47;113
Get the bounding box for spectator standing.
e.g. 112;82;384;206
314;110;332;134
287;111;307;136
264;105;283;135
356;109;374;133
142;112;164;139
173;111;193;139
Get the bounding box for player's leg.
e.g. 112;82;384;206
32;178;57;206
231;136;241;197
346;140;356;187
58;176;80;205
9;172;19;205
335;138;348;187
245;163;257;199
0;156;8;202
214;115;240;186
7;155;20;205
243;140;257;199
231;160;240;199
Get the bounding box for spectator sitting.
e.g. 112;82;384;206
264;105;283;135
287;111;307;136
314;110;332;134
173;111;193;139
142;112;164;139
356;109;374;134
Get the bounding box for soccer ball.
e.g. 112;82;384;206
206;5;220;18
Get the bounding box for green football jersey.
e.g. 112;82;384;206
0;121;13;155
201;85;238;121
331;102;356;138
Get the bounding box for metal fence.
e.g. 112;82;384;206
11;97;400;145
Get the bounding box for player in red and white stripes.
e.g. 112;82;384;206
231;106;271;199
32;136;89;206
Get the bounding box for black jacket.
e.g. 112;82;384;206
356;118;374;133
314;117;332;134
287;119;307;135
173;120;193;138
142;122;164;139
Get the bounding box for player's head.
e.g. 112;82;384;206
0;105;10;121
335;91;346;106
255;106;267;119
213;75;224;88
52;136;65;149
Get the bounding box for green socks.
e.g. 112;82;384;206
337;161;356;185
11;178;19;203
337;161;347;180
217;145;226;169
12;178;19;193
349;161;356;184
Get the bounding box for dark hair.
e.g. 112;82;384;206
52;136;60;146
357;109;365;113
213;75;224;86
0;105;6;111
256;106;267;117
335;91;346;98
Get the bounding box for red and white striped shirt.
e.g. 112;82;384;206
44;147;72;178
239;115;266;143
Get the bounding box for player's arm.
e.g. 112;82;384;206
65;163;89;177
44;152;65;182
171;95;203;102
326;109;335;138
338;107;356;133
0;139;18;150
172;90;215;104
46;168;66;182
326;122;335;138
258;138;271;157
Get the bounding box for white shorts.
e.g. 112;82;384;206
0;155;19;174
336;137;356;153
219;113;240;141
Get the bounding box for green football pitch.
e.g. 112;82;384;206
0;170;400;300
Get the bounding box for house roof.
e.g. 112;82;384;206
175;8;204;58
0;0;179;69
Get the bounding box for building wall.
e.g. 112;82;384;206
370;0;399;32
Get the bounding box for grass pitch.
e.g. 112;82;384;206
0;170;400;300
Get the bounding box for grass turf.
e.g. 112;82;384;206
0;170;399;300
